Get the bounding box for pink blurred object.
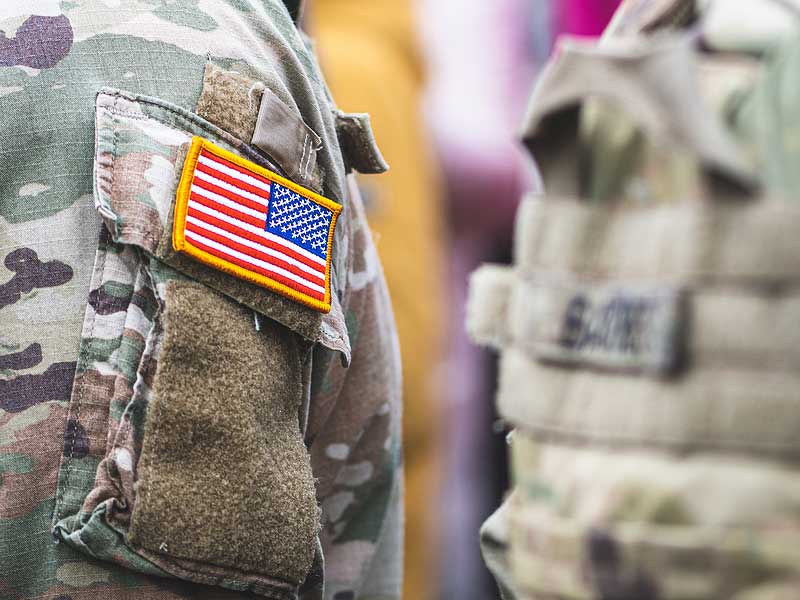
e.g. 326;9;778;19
557;0;622;37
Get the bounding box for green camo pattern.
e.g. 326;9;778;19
0;2;402;599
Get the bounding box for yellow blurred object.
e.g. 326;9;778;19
310;2;446;598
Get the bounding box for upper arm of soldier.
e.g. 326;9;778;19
308;176;404;599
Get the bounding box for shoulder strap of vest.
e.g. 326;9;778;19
522;36;755;197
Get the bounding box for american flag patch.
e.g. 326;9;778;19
173;137;341;312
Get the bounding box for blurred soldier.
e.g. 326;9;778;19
0;1;402;599
309;2;446;599
469;1;800;598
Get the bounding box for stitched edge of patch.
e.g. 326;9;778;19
173;137;341;313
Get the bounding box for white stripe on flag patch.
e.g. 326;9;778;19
184;229;327;294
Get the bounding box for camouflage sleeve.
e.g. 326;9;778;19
308;176;404;600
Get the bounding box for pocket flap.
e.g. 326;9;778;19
94;88;351;361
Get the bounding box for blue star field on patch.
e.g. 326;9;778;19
266;181;334;260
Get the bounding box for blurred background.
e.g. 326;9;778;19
308;2;622;598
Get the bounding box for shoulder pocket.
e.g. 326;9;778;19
52;88;348;598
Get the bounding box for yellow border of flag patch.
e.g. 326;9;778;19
173;137;342;313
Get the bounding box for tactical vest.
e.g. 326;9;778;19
469;37;800;599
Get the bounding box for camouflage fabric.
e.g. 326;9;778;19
310;2;447;598
468;15;800;600
0;2;402;600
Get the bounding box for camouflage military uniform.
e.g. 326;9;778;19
0;2;402;599
469;3;800;598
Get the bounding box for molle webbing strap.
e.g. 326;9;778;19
513;195;800;285
466;265;515;351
